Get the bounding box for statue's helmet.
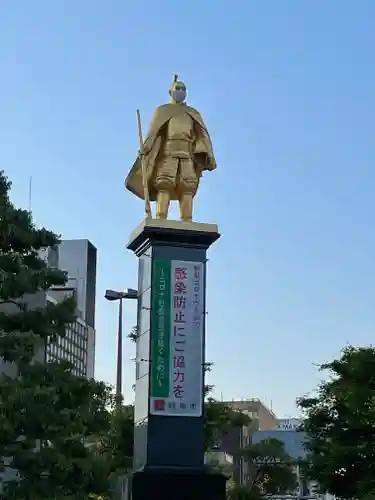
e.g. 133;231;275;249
169;74;187;103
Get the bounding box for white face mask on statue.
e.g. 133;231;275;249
172;90;186;103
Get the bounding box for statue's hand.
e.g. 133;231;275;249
195;152;208;167
194;154;207;178
142;137;152;156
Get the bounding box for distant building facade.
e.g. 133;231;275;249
223;399;278;430
0;239;97;379
57;239;97;329
252;428;306;458
219;399;278;484
276;417;302;431
46;239;97;378
45;294;95;378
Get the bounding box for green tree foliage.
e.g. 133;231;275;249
204;398;250;451
226;484;254;500
238;437;297;500
298;346;375;500
0;171;112;499
96;404;134;477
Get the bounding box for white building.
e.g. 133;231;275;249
46;239;97;378
57;239;97;330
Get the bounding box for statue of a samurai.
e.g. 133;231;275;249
125;75;217;221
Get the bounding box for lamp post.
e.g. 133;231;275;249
104;288;138;408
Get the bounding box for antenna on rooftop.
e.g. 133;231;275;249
28;176;32;212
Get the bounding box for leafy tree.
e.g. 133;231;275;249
298;346;375;500
204;398;250;451
127;325;138;343
0;170;112;499
204;451;233;477
95;404;134;477
226;484;253;500
238;437;297;500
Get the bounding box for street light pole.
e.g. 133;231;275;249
104;288;138;410
116;297;123;408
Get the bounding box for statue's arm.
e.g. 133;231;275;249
146;135;162;180
142;106;167;155
193;120;216;171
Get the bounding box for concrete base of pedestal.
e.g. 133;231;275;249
131;467;227;500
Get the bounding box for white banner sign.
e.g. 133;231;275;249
150;260;204;417
277;418;302;431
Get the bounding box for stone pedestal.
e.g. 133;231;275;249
131;467;226;500
127;219;225;500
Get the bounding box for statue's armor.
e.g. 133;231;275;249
125;79;216;221
154;113;198;195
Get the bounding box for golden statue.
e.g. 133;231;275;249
125;75;216;221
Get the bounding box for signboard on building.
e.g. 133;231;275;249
150;260;204;417
277;418;302;431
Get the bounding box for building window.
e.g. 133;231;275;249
45;319;90;378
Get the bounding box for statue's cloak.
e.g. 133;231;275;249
125;103;216;201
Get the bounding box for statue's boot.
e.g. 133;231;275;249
179;192;193;221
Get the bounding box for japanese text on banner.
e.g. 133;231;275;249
173;266;187;401
156;266;166;389
151;260;171;401
193;264;201;329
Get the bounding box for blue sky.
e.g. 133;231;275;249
1;1;375;416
